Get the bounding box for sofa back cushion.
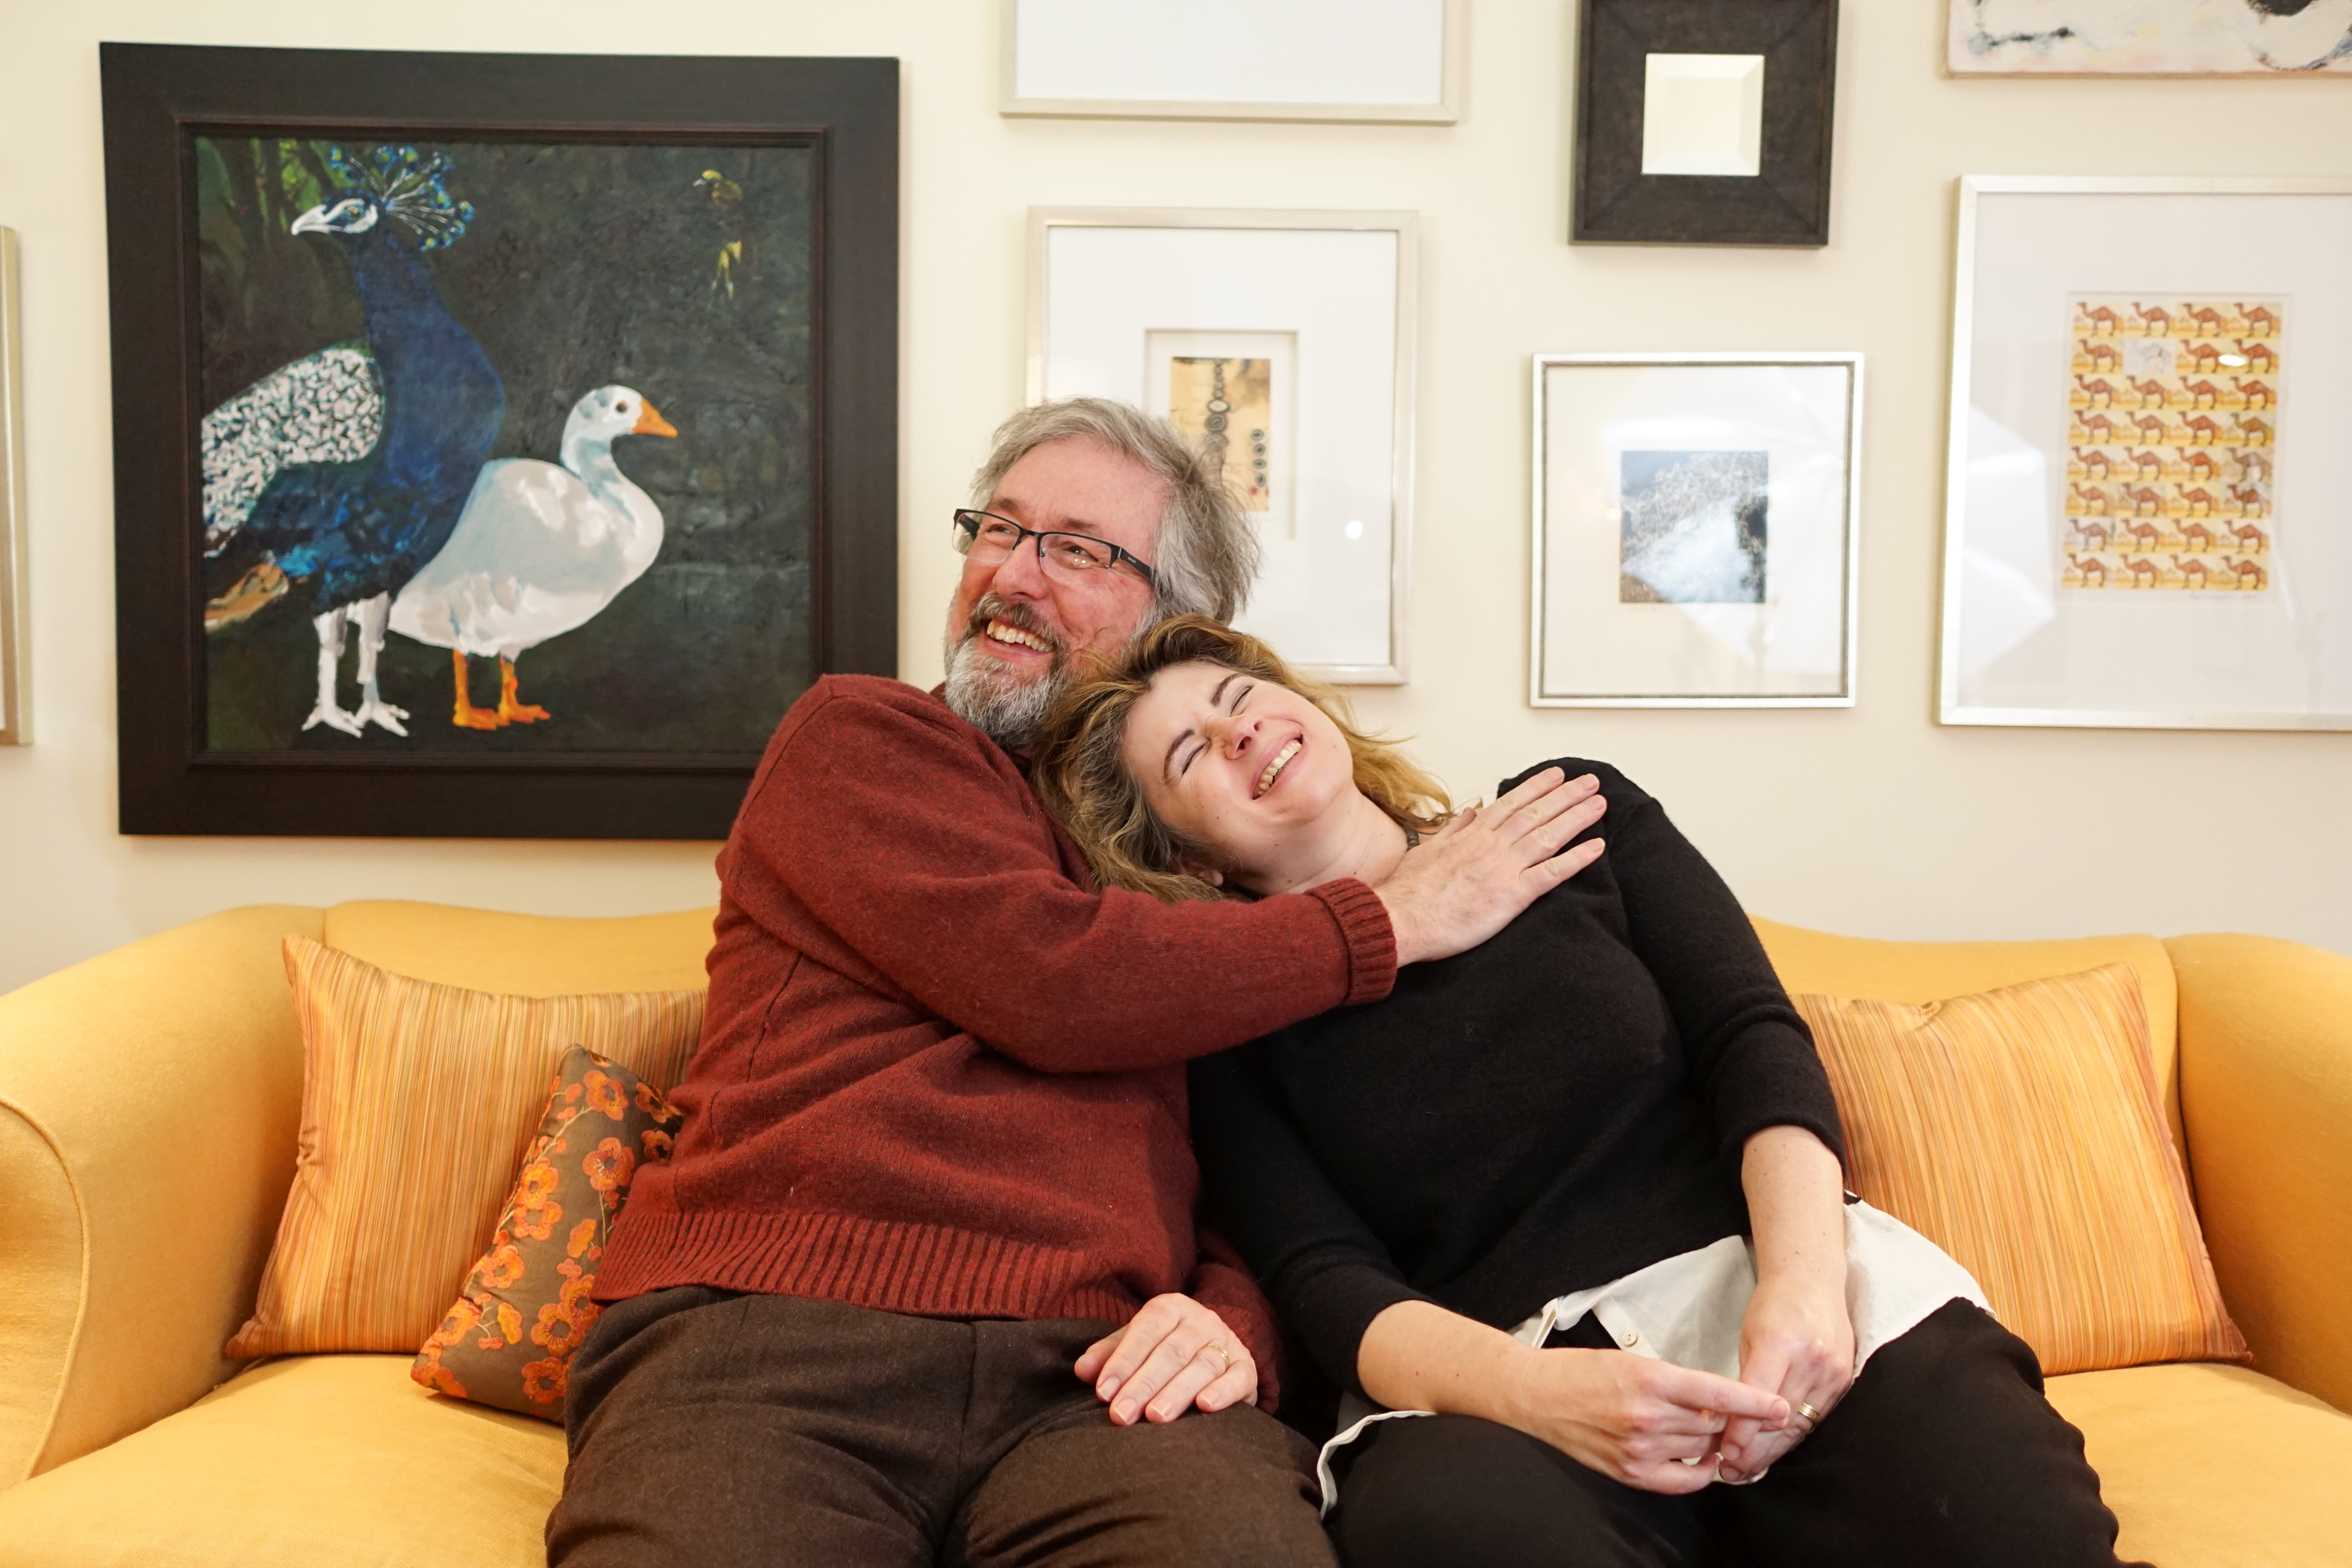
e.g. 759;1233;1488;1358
1794;964;2245;1375
319;900;719;996
225;937;705;1358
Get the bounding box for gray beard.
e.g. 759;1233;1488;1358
942;632;1071;752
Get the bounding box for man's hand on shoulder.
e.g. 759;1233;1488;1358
1373;768;1606;966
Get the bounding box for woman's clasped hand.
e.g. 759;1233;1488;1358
1509;1343;1792;1494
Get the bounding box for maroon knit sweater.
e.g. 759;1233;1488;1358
597;676;1399;1395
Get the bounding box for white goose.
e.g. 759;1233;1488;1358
390;385;677;728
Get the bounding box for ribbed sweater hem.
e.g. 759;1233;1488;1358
593;1209;1147;1326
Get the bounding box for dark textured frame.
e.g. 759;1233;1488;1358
1572;0;1837;246
102;44;898;839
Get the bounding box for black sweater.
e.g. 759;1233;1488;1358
1189;760;1846;1401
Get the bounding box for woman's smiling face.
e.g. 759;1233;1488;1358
1120;659;1357;884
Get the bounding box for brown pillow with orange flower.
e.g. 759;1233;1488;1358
413;1044;681;1419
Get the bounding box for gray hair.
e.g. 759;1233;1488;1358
970;398;1261;624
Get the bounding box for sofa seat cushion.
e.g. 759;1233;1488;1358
2047;1361;2352;1567
0;1354;562;1567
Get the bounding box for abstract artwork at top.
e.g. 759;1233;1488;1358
1950;0;2352;73
102;45;898;838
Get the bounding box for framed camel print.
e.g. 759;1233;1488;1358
101;44;897;837
1940;176;2352;731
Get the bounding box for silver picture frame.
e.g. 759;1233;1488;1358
0;227;27;746
1940;175;2352;731
1028;207;1418;684
1000;0;1462;124
1530;351;1863;709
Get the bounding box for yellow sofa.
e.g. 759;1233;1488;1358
0;902;2345;1567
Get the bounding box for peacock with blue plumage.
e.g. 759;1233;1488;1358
200;144;505;737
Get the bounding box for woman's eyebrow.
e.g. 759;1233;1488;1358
1209;673;1239;708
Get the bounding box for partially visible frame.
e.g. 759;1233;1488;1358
0;228;25;745
1573;0;1838;246
1940;176;2352;731
1532;352;1862;708
1947;0;2352;75
1001;0;1462;124
102;44;898;837
1029;208;1417;684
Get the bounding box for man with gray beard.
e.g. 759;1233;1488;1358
551;399;1605;1568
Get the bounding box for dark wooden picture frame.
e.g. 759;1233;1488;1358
102;44;897;839
1572;0;1837;247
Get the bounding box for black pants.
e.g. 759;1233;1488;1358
547;1286;1335;1568
1331;1300;2146;1568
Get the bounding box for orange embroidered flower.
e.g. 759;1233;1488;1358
421;1297;481;1355
633;1080;671;1117
532;1296;600;1355
511;1193;561;1242
558;1269;598;1313
416;1359;467;1399
584;1138;637;1194
516;1159;561;1209
479;1243;527;1291
521;1356;570;1405
583;1071;629;1121
561;1082;583;1106
640;1128;673;1160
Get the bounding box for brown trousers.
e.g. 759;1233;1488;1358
547;1285;1336;1568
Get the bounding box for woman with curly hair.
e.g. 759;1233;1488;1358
1034;615;2141;1568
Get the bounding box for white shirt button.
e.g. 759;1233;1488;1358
1621;1330;1640;1347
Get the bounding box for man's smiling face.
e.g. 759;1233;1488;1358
941;436;1167;749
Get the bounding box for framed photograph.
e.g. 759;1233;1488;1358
1531;353;1862;708
1001;0;1461;124
1572;0;1838;247
1029;208;1417;683
101;44;898;838
1949;0;2352;74
0;227;25;746
1940;177;2352;731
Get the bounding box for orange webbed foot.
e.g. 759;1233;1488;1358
498;657;550;724
450;649;507;729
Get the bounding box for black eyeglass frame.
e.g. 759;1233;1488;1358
951;509;1158;590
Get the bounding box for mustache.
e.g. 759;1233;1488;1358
958;594;1065;655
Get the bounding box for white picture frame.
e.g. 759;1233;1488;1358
0;228;27;746
1000;0;1462;124
1531;352;1862;708
1940;176;2352;731
1029;208;1417;683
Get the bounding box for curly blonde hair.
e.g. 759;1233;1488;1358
1033;616;1454;904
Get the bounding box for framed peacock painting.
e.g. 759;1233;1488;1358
102;45;898;838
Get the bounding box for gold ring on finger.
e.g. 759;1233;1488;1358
1199;1340;1232;1371
1795;1401;1825;1425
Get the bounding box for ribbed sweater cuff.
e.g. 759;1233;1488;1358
1310;878;1398;1007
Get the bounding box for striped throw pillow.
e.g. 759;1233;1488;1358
226;937;704;1358
1793;964;2246;1376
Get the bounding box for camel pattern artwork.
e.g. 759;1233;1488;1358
2061;295;2279;594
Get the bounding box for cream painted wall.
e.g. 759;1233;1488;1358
2;0;2348;996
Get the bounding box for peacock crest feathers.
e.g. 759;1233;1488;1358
325;144;476;250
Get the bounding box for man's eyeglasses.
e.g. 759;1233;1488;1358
952;510;1158;590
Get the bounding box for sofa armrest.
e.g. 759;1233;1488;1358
0;906;320;1483
2167;933;2352;1415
